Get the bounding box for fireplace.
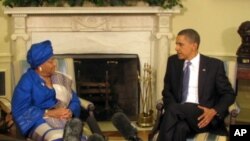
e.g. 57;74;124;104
4;7;180;114
69;54;140;120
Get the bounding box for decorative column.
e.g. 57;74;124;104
10;14;29;85
155;13;174;101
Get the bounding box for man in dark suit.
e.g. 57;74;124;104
157;29;236;141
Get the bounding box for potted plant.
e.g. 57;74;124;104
0;0;183;9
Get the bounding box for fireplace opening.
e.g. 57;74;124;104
72;54;140;121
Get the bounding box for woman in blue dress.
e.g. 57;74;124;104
11;40;84;141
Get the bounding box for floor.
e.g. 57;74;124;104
103;130;150;141
95;121;152;141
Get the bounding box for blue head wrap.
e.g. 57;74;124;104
27;40;54;69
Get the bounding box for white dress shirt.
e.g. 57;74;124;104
183;53;200;104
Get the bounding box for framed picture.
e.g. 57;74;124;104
0;71;6;96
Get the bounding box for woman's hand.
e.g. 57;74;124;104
45;107;72;120
60;108;73;120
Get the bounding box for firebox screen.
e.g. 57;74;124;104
74;54;140;121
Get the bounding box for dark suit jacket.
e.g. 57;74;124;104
162;54;236;134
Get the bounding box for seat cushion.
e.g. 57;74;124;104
152;132;227;141
187;133;227;141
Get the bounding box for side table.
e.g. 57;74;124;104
237;64;250;78
236;64;250;93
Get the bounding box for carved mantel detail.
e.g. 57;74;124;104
11;14;29;41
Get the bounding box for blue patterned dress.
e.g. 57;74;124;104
11;68;84;141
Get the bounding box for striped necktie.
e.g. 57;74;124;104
182;61;191;103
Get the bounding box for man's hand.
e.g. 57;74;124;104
197;105;217;128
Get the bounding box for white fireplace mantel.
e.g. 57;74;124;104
4;7;180;14
4;7;180;102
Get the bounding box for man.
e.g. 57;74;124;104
157;29;236;141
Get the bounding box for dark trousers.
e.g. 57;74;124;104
157;103;211;141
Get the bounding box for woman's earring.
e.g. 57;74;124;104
39;67;43;72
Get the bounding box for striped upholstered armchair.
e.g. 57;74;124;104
148;61;240;141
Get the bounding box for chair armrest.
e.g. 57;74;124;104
79;98;95;112
0;99;11;114
148;99;164;141
228;102;240;114
0;99;18;138
79;98;105;139
156;99;164;111
228;102;240;125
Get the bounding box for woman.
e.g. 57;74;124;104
11;40;84;141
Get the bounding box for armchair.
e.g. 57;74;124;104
148;61;240;141
0;97;98;140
